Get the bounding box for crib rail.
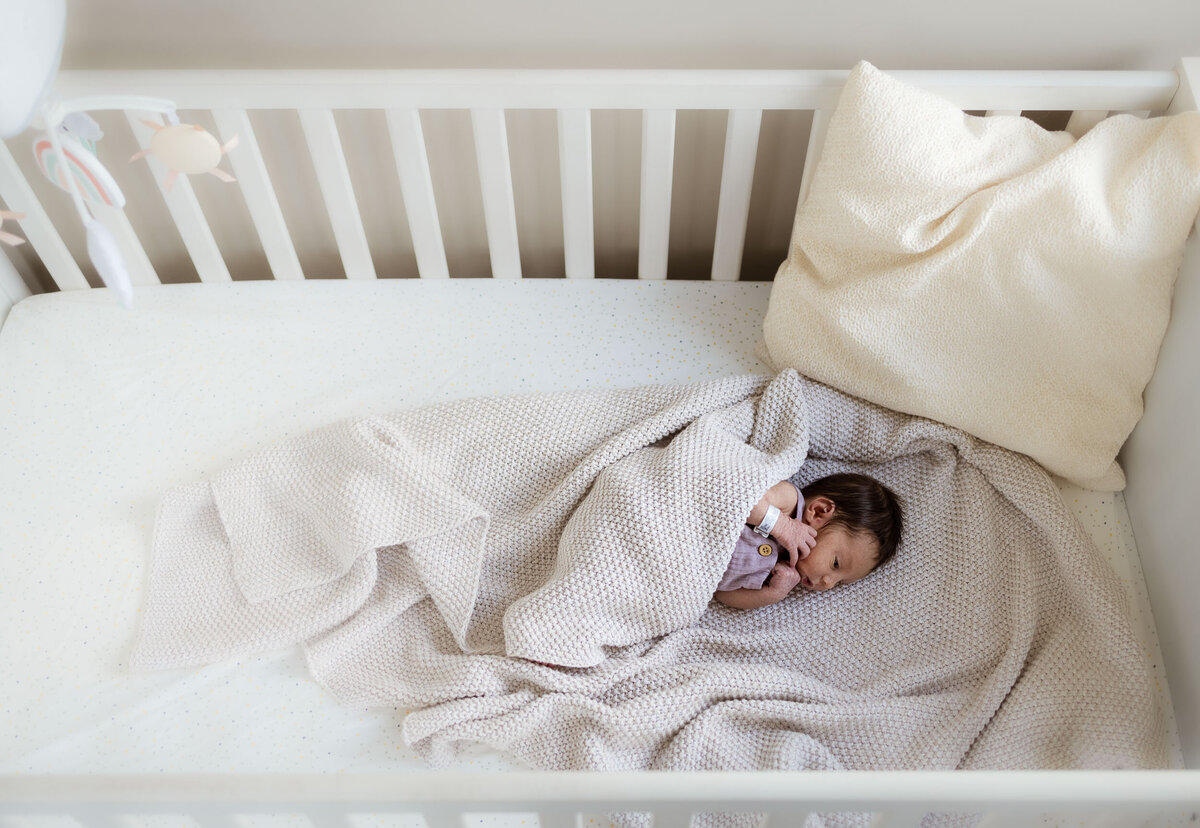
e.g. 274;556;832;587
42;68;1182;111
3;771;1198;828
0;65;1186;302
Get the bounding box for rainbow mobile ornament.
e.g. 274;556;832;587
33;112;125;210
2;0;238;310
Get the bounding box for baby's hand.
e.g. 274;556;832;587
766;562;802;596
773;516;817;564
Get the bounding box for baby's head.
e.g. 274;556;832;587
795;472;903;592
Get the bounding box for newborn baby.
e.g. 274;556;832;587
713;472;903;609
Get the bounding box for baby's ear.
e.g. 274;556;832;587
804;496;836;529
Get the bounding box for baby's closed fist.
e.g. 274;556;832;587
767;562;801;595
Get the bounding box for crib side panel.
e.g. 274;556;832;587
1120;66;1200;773
2;770;1198;826
0;68;1183;295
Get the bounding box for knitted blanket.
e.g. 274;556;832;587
130;370;1166;778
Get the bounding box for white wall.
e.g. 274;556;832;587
61;0;1200;72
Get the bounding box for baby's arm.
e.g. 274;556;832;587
713;585;786;609
714;562;802;609
747;481;800;525
747;481;815;561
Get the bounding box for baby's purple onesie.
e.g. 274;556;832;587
715;482;803;591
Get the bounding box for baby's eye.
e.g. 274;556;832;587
833;558;840;570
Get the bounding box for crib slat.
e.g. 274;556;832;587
385;108;450;279
759;814;813;828
796;109;831;207
538;810;580;828
1065;109;1108;138
0;247;31;311
422;809;461;828
869;809;928;828
89;201;159;286
68;811;118;828
974;812;1035;828
297;108;377;280
304;806;353;828
212;108;305;280
711;108;762;282
558;108;595;279
190;808;242;828
650;810;693;828
471;108;523;279
126;111;232;283
0;138;89;291
87;205;155;287
638;108;676;280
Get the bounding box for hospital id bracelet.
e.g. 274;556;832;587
753;504;781;538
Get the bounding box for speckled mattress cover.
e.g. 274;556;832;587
0;278;1180;773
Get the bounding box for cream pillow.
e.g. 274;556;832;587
762;61;1200;489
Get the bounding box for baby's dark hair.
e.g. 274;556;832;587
800;472;903;569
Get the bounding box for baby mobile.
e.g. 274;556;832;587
1;0;239;310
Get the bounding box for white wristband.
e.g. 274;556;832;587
753;504;781;537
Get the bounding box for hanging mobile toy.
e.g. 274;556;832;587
130;118;239;192
0;0;240;310
28;98;183;310
2;0;243;310
0;211;26;247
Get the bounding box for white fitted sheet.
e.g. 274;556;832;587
0;279;1180;773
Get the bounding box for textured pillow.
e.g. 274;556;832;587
761;61;1200;490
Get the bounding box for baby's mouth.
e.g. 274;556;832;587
800;574;814;590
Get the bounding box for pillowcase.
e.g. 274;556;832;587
761;60;1200;490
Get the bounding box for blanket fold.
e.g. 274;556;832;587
133;372;800;668
130;370;1167;779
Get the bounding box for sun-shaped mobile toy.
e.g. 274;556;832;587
130;121;239;192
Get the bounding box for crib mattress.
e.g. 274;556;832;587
0;278;1179;773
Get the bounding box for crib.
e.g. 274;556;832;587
1;60;1199;828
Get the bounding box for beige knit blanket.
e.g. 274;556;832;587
130;370;1165;775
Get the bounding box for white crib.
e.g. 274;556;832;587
1;61;1199;828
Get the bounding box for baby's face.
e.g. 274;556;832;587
794;524;878;591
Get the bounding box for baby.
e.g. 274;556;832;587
713;472;903;609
